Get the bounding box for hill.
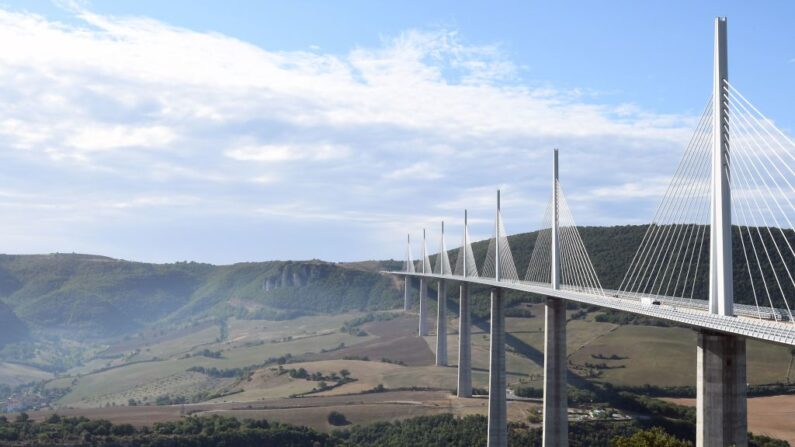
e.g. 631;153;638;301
0;223;791;340
0;255;401;338
452;224;793;310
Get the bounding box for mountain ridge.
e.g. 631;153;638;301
1;223;791;341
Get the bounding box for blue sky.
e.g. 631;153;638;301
0;1;792;263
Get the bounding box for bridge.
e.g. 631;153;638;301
386;18;795;447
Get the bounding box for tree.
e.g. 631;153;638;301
111;423;135;436
340;369;351;378
611;427;691;447
327;411;348;426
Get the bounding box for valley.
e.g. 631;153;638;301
4;304;792;443
0;229;792;445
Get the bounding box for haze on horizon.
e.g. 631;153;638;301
0;0;792;264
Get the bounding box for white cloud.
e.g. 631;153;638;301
65;125;177;152
250;175;279;184
385;162;442;180
112;195;199;208
225;144;349;162
570;177;672;201
0;4;710;262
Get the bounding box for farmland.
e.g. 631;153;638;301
10;303;791;435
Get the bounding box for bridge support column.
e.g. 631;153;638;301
457;283;472;397
436;280;448;366
543;296;568;447
418;278;428;336
487;288;506;447
697;331;747;447
403;277;412;311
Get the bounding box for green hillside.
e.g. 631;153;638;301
452;224;794;308
0;255;401;338
1;224;791;340
0;301;28;346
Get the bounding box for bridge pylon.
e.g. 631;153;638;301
457;209;475;397
435;221;449;366
404;234;414;311
698;17;747;447
487;191;507;447
543;148;569;447
418;229;429;337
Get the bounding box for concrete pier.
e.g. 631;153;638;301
487;288;506;447
418;278;428;336
436;280;448;366
457;283;472;397
697;331;747;447
543;297;568;447
403;277;412;311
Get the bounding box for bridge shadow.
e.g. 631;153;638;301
471;317;592;390
433;286;594;391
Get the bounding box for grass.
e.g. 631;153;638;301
45;307;795;413
127;325;221;361
11;307;794;441
424;306;620;389
52;315;375;407
0;361;53;386
569;325;696;387
568;323;795;386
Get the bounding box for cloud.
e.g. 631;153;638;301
570;177;672;201
112;195;199;209
66;125;177;152
0;4;705;262
384;162;442;180
225;144;349;162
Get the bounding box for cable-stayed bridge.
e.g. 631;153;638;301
387;18;795;447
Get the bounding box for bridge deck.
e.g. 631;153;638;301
390;272;795;346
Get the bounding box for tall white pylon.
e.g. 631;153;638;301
455;209;478;277
404;234;414;311
463;211;470;277
405;234;415;273
435;222;452;275
709;16;733;317
495;190;501;281
482;189;519;282
551;149;560;290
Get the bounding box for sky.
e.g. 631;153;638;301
0;1;792;264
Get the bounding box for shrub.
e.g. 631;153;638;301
327;411;348;426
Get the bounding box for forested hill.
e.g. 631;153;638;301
441;224;793;311
0;254;401;338
0;224;790;340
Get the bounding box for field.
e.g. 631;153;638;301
28;390;542;432
667;395;795;445
48;313;376;408
16;305;795;434
568;324;794;386
0;362;53;387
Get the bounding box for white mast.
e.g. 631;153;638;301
551;149;560;290
709;17;732;316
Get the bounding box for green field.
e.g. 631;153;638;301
50;314;376;408
0;362;53;387
21;306;793;420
